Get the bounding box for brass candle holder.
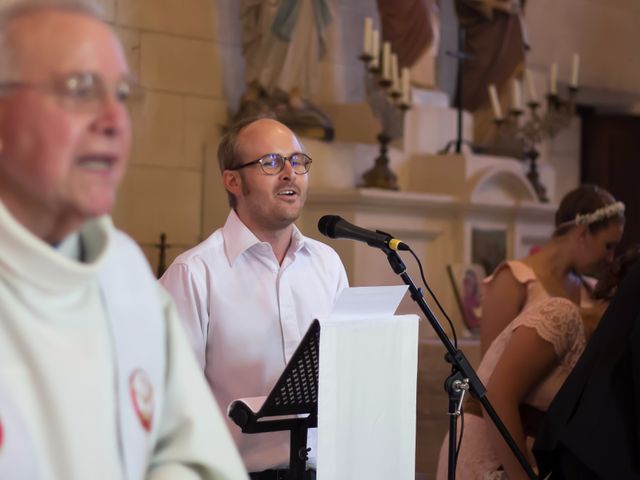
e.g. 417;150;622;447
358;45;410;190
495;86;578;202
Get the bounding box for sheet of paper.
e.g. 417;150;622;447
330;285;408;319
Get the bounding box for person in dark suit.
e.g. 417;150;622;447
534;247;640;479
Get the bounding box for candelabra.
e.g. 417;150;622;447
358;39;410;190
495;86;578;203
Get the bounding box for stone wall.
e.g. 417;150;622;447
98;0;229;268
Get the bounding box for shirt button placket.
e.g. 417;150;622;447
277;270;299;362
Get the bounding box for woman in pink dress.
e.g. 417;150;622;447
437;296;590;479
436;247;638;479
480;185;625;354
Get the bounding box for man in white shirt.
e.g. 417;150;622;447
160;117;349;479
0;1;247;479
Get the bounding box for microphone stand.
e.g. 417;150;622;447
382;247;537;480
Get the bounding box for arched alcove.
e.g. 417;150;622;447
467;166;538;205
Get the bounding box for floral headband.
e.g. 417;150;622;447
557;201;626;229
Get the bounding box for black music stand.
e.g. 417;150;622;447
228;320;320;480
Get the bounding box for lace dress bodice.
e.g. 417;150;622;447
436;297;587;479
478;297;586;411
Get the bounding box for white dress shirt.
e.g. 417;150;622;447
160;210;348;472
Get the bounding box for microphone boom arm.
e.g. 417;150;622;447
382;247;537;480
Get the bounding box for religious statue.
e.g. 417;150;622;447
455;0;528;145
234;0;334;141
376;0;439;89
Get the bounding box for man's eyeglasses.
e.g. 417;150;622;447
0;72;142;113
229;153;312;175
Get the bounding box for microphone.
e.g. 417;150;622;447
317;215;409;251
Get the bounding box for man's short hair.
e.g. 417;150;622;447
216;113;279;208
0;0;104;79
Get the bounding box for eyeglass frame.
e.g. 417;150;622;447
228;152;313;175
0;71;141;112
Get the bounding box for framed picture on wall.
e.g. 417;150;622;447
447;263;485;334
471;228;507;278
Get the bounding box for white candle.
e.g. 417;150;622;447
391;53;400;93
401;67;411;105
570;53;580;88
525;69;537;102
488;84;503;119
370;30;380;70
363;17;373;57
512;78;522;110
382;41;392;81
549;62;558;95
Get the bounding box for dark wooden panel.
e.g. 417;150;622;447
581;113;640;252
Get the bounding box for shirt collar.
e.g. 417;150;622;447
289;223;307;254
222;210;308;265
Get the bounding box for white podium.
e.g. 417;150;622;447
228;286;419;480
316;286;419;480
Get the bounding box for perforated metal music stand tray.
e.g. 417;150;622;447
228;320;320;480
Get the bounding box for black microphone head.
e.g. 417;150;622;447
318;215;342;238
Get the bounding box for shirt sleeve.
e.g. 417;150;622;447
483;260;537;287
159;261;209;371
147;288;248;480
512;297;583;360
336;255;349;294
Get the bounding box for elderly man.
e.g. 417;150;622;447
0;2;246;479
160;117;348;479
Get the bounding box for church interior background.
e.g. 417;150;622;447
101;0;640;477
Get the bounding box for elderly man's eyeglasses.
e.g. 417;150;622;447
229;153;312;175
0;72;141;112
